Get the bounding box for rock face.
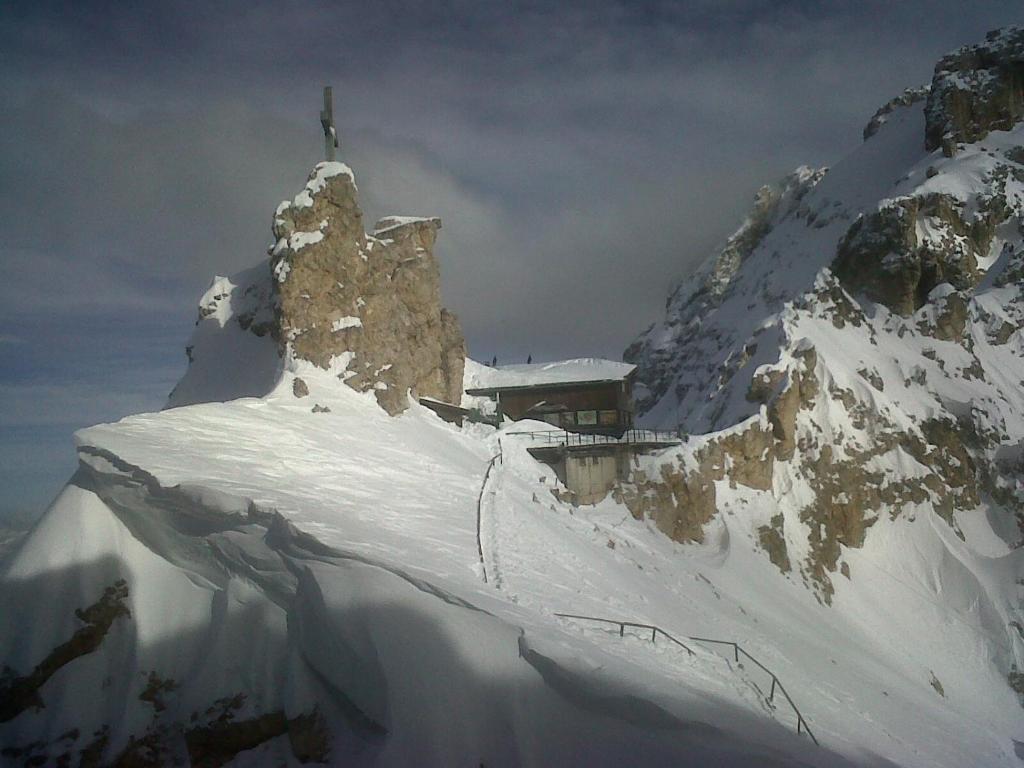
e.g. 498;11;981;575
831;192;1009;317
624;165;826;420
169;161;466;415
925;26;1024;155
622;27;1024;608
270;164;466;414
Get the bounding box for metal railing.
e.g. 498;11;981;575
554;613;696;655
554;613;818;745
506;428;682;449
475;452;500;585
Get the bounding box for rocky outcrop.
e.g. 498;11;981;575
619;347;817;546
832;193;1007;317
270;164;466;414
621;321;1008;603
621;341;810;532
864;87;930;141
168;160;466;415
618;419;774;544
624;166;826;418
925;26;1024;155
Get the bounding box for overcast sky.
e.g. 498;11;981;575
1;0;1020;524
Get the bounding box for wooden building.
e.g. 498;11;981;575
462;359;679;505
464;359;637;436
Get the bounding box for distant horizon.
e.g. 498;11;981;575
2;1;1021;523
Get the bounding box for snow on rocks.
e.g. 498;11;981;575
925;26;1024;155
271;228;324;256
287;161;356;209
167;263;280;409
330;315;363;332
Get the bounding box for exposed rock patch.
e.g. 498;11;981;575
832;193;1006;317
619;420;775;544
139;671;178;713
181;696;331;766
758;514;791;573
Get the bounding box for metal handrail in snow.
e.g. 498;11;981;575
553;613;819;746
506;428;682;449
475;452;501;585
553;613;696;655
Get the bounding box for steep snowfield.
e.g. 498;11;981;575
3;367;861;767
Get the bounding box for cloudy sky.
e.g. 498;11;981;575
1;0;1020;524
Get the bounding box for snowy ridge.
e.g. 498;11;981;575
3;367;869;766
1;355;1017;765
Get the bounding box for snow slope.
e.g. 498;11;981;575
3;366;863;767
1;356;1020;765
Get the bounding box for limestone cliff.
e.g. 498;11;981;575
168;161;466;415
269;164;465;414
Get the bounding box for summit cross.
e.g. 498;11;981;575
320;86;339;162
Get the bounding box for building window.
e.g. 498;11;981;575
542;413;560;426
598;410;618;426
560;412;577;427
577;410;597;426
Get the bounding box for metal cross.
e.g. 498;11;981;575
320;86;339;162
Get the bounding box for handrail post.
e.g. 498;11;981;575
734;643;739;663
651;627;657;643
769;677;776;702
619;623;624;638
797;717;802;735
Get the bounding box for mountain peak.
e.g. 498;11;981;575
169;159;466;415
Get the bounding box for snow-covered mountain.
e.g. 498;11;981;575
2;27;1024;768
622;18;1024;748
